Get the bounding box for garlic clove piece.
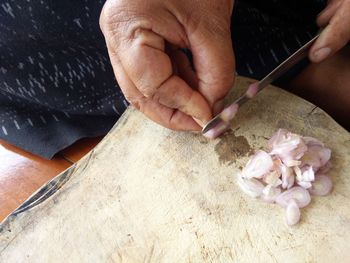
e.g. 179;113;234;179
286;199;301;226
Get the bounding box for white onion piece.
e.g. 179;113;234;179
237;176;264;198
276;187;311;208
309;175;333;196
241;150;273;179
261;185;281;203
286;199;301;226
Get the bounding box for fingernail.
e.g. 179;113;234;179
313;47;331;62
213;99;225;115
193;117;206;127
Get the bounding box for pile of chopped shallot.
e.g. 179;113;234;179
237;129;332;226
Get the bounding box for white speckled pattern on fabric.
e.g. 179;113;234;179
0;0;128;158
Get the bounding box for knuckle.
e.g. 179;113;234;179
99;0;138;39
183;1;231;39
124;95;143;111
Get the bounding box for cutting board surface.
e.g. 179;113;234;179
1;77;349;262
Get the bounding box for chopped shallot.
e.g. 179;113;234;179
268;129;307;167
261;185;281;203
295;166;315;189
276;187;311;208
309;175;333;196
286;199;301;226
220;104;239;123
241;150;273;179
246;82;259;99
237;176;264;198
237;129;332;226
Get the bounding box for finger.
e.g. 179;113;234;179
317;0;342;27
170;48;199;90
186;15;235;112
310;0;350;62
108;51;202;131
118;29;212;125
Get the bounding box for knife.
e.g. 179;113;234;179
202;34;320;137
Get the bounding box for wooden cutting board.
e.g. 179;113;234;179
1;76;349;262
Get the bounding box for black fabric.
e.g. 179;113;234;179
231;0;326;82
0;0;327;158
0;0;128;158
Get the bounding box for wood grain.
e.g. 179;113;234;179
0;77;349;262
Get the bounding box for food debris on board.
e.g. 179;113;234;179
237;129;332;226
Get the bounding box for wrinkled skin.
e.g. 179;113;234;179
100;0;235;131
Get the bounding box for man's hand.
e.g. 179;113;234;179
310;0;350;62
100;0;235;131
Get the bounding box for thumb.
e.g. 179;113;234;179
187;15;235;114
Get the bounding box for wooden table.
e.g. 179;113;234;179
1;77;349;262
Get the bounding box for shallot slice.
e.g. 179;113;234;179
303;137;324;147
246;82;259;98
236;129;332;226
273;158;292;186
268;129;307;167
263;171;282;187
317;161;332;174
309;175;333;196
286;199;301;226
220;103;239;122
261;185;281;203
237;176;264;198
296;166;315;189
203;121;230;139
276;186;311;208
280;164;294;189
241;150;273;179
301;144;331;170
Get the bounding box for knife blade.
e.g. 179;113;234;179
202;34;319;136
